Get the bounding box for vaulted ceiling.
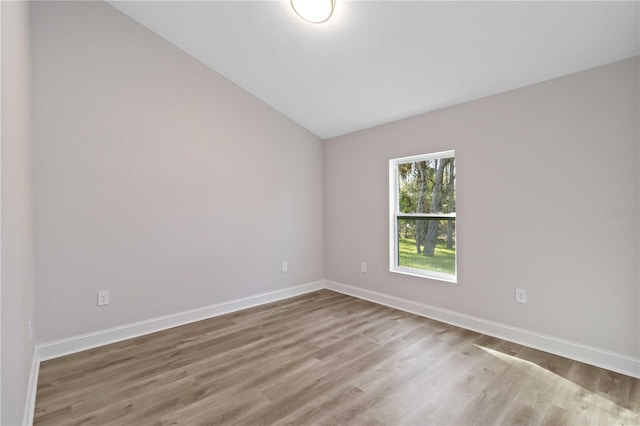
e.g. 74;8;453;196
109;1;639;139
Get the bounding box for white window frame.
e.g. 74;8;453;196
389;150;457;283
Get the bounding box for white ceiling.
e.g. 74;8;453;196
108;1;640;140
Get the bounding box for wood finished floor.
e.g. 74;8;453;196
35;290;640;425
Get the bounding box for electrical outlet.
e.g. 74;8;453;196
98;290;110;306
361;262;367;273
28;320;33;341
282;261;288;273
515;288;527;304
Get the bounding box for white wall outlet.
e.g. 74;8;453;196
28;320;33;341
282;261;288;273
98;290;110;306
515;288;527;304
361;262;367;273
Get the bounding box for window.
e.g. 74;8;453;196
389;150;456;282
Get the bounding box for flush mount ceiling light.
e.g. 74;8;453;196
290;0;335;24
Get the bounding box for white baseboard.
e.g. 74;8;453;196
28;277;639;426
37;278;640;379
326;280;640;379
38;280;324;362
22;346;39;426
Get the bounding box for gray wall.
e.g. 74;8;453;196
1;1;37;424
20;0;640;401
325;57;640;358
31;1;324;343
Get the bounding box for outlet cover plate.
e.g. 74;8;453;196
98;290;110;306
515;288;527;304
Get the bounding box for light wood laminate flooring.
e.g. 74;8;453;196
34;290;640;425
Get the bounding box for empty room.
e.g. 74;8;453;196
2;0;639;425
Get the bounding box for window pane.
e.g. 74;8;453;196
398;157;455;214
397;218;455;275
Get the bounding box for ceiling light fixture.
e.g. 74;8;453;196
290;0;335;24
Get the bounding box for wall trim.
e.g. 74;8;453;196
38;280;324;362
22;347;39;426
326;280;640;379
27;277;639;426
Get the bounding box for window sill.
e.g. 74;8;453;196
390;266;457;284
